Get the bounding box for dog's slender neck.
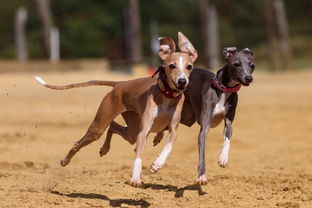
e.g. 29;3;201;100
216;64;237;88
212;64;241;93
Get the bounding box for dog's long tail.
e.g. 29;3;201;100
34;76;120;90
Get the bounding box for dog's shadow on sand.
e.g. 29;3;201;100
142;183;207;198
50;183;205;207
50;190;150;208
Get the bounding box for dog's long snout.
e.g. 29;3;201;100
245;75;253;83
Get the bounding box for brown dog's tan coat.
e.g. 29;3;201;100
35;32;198;187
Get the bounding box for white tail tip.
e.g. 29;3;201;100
33;76;46;85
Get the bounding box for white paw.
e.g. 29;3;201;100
218;154;228;168
128;178;142;187
150;160;164;174
196;175;208;185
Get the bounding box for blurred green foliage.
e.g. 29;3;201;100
0;0;311;67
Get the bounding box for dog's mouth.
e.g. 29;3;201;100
237;78;252;87
173;82;187;91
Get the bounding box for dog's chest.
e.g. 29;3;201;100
150;103;175;132
213;93;226;117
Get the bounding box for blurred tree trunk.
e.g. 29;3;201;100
150;19;159;67
36;0;52;58
15;7;28;62
199;0;220;69
274;0;292;70
124;0;143;64
263;0;278;71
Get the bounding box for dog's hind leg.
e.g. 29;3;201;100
60;91;125;166
153;131;165;146
99;111;140;156
99;126;114;157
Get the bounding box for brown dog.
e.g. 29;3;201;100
34;32;198;187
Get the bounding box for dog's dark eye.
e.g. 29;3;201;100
250;63;256;70
169;64;176;69
187;65;193;70
234;62;241;67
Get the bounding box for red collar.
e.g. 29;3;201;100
157;77;181;99
152;66;182;99
212;77;241;93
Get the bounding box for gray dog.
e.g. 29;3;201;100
100;47;255;185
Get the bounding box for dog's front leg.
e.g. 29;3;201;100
197;91;217;185
218;93;237;168
218;118;232;167
129;102;157;187
150;97;184;173
150;129;177;173
196;123;212;185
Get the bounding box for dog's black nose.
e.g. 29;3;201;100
245;75;253;83
178;78;187;86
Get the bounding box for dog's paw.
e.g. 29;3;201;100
127;178;142;188
99;145;110;157
153;132;164;146
60;158;70;167
218;154;228;168
150;161;164;174
196;175;208;185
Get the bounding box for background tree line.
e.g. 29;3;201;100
1;0;312;69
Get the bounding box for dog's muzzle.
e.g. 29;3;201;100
242;75;253;86
176;78;188;90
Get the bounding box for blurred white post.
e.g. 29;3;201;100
150;19;159;67
15;7;28;62
50;27;60;63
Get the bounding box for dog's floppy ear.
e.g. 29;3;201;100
242;48;253;56
223;47;237;59
159;37;176;60
178;32;198;62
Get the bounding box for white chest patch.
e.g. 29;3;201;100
213;93;226;117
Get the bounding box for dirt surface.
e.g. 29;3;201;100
1;68;312;208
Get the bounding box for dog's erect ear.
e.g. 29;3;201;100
159;37;176;60
242;48;253;56
223;47;238;58
178;32;198;62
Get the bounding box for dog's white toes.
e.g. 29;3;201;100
196;175;208;185
218;154;228;168
150;161;163;174
127;178;142;188
60;158;70;167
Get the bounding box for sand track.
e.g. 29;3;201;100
0;69;311;207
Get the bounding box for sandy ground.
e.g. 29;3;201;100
0;67;312;208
